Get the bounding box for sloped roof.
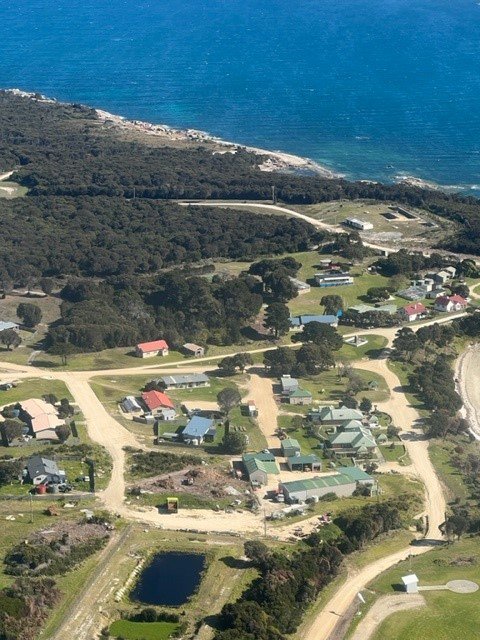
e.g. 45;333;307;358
287;454;321;465
282;473;355;493
160;373;209;386
317;406;364;421
243;452;279;476
20;398;57;419
183;415;215;439
141;390;174;411
403;302;426;315
336;466;373;482
290;315;338;327
289;387;312;398
281;438;301;451
137;339;169;352
26;455;60;478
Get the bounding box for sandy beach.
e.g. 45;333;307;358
456;344;480;441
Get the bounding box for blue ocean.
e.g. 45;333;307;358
1;0;480;188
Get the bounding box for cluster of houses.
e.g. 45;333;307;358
135;340;205;359
397;267;459;302
121;373;219;446
308;405;379;458
240;446;374;503
280;375;313;405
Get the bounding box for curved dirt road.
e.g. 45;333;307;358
302;357;446;640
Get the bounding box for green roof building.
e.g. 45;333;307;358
287;387;313;406
242;452;279;485
308;405;364;424
286;453;322;472
281;438;301;458
281;468;373;503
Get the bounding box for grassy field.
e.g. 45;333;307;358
428;438;473;503
364;536;480;640
337;334;388;361
0;378;73;405
109;620;179;639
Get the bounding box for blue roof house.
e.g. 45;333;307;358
182;415;216;444
290;315;339;331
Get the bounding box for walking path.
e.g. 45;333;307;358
302;356;446;640
349;594;426;640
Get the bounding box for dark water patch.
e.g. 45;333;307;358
131;552;205;606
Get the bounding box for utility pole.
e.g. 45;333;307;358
29;493;34;524
263;508;267;537
271;185;276;205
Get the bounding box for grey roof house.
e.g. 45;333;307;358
160;373;210;389
182;415;216;444
25;456;66;486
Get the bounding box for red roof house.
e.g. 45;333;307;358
400;302;427;322
135;339;169;358
434;295;468;313
141;390;174;412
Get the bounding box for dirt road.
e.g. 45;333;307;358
246;373;280;449
350;594;426;640
302;357;446;640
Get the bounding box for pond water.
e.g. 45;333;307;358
131;552;205;606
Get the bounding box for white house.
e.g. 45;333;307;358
315;273;354;288
434;294;468;313
399;302;427;322
343;217;374;231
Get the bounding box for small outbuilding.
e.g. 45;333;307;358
286;453;322;472
401;574;419;594
281;438;301;458
182;343;205;358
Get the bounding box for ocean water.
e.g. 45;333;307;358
1;0;480;188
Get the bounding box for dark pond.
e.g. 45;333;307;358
131;552;205;606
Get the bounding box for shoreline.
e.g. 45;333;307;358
5;88;339;179
5;88;478;193
455;344;480;442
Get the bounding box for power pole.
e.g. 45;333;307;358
29;493;34;524
263;508;267;537
271;185;276;205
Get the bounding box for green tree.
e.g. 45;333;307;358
295;344;334;375
0;459;23;486
40;278;54;295
223;431;248;454
296;322;343;351
392;327;421;361
244;540;270;565
0;419;24;445
55;424;71;443
320;294;343;316
359;397;372;413
263;302;291;338
263;347;296;377
217;387;241;417
365;287;390;303
0;328;21;351
16;302;42;328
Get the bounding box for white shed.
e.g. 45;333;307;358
401;573;419;593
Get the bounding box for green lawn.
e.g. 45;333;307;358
364;536;480;640
109;620;179;639
0;378;73;405
379;443;409;464
337;334;388;361
428;439;471;503
33;347;186;371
